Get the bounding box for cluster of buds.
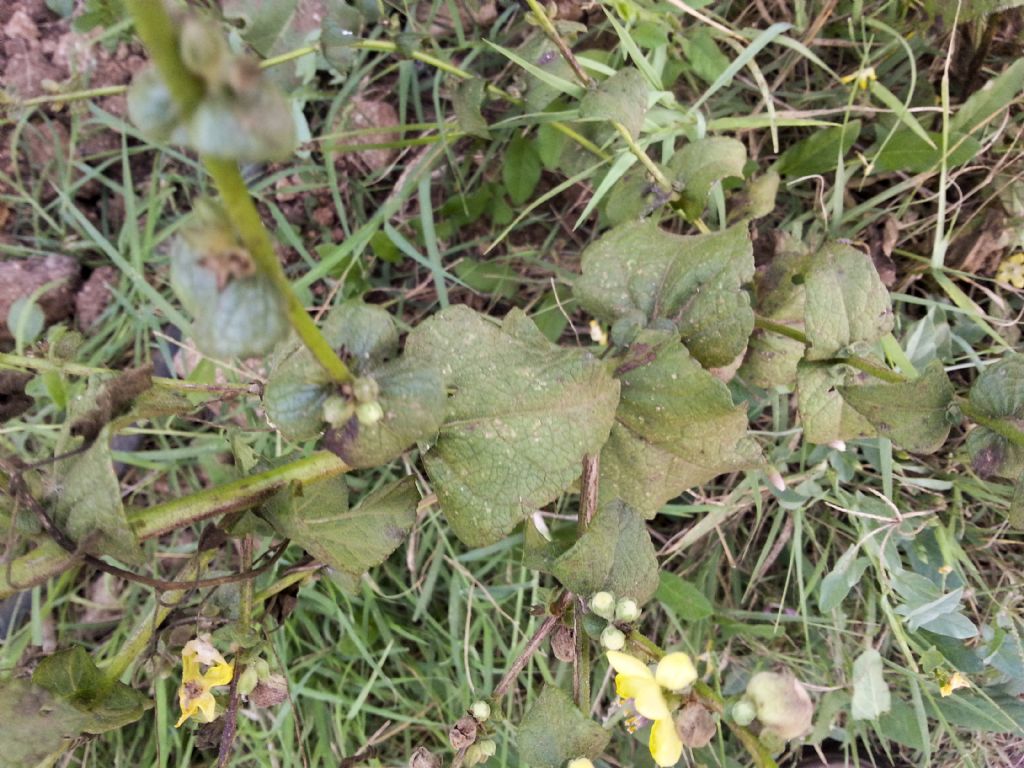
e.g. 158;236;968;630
589;591;642;651
449;700;497;766
730;669;814;749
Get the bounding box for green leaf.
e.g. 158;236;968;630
503;136;542;205
740;237;810;388
796;361;876;444
453;259;520;299
877;699;927;752
818;545;870;612
929;693;1024;735
323;357;445;469
405;307;619;546
32;647;150;732
804;242;894;360
517;685;610;768
966;354;1024;479
53;426;140;565
680;27;731;86
668;137;747;220
655;571;713;621
603;166;658;227
7;297;45;346
453;77;490;139
732;170;779;221
551;501;659;604
951;58;1024;136
851;648;891;721
775;120;861;177
579;67;649;139
838;361;956;453
262;475;417;580
873;129;981;173
576;221;754;368
599;332;761;517
0;678;90;767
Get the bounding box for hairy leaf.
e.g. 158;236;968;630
517;685;610;768
579;66;649;138
576;221;754;368
551;501;659;604
804;243;893;361
669;136;747;220
0;678;89;767
796;361;876;444
599;332;761;517
966;355;1024;479
839;361;956;453
405;306;619;546
262;475;417;581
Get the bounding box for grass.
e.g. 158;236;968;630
1;0;1024;766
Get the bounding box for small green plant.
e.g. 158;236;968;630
1;1;1024;767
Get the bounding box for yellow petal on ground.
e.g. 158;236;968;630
649;716;684;767
655;652;697;692
606;650;653;679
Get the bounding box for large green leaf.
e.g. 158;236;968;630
517;685;610;768
804;242;893;361
599;332;761;517
576;221;754;368
655;571;714;622
965;354;1024;479
0;678;89;768
775;121;861;177
405;307;619;547
668;136;747;220
851;648;891;721
579;67;649;139
796;361;875;444
839;361;956;454
261;475;417;581
550;501;659;604
951;58;1024;136
872;129;981;173
740;237;811;388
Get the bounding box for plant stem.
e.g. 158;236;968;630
959;400;1024;449
752;315;810;345
836;354;908;384
0;451;349;599
125;0;352;385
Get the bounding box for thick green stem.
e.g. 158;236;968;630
959;400;1024;449
125;0;352;385
753;315;810;345
0;451;349;599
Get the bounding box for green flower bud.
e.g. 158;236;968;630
758;728;786;753
352;376;380;403
477;739;497;758
463;744;485;767
323;395;354;428
731;699;756;726
589;591;616;621
614;597;641;623
127;66;182;143
744;670;814;740
179;16;228;84
600;625;625;651
470;700;491;722
355;400;384;425
237;665;259;696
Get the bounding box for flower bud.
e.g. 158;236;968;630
614;597;641;623
352;375;380;403
600;625;625;651
409;747;442;768
470;700;491;722
655;652;697;691
179;16;228;83
675;701;716;748
463;744;485;766
237;665;259;696
731;699;756;726
477;739;497;758
744;670;813;740
589;591;615;620
323;395;354;427
355;400;384;425
567;760;595;768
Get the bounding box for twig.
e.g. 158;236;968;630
492;593;571;699
579;454;599;531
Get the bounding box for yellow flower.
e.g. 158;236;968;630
607;650;697;767
175;636;234;727
939;671;971;697
996;252;1024;289
840;66;877;90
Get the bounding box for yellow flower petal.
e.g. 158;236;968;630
202;661;235;688
606;650;653;679
655;653;697;692
649;717;683;767
617;675;671;721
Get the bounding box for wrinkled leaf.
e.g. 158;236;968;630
655;571;713;622
405;307;619;546
262;474;417;581
851;648;891;720
517;685;610;768
668;136;747;220
576;221;754;368
839;361;956;453
804;242;893;360
324;357;445;468
872;129;981;173
579;67;649;139
966;355;1024;479
453;77;490;139
796;361;876;444
551;501;659;604
599;332;761;516
775;120;861;177
0;678;89;768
